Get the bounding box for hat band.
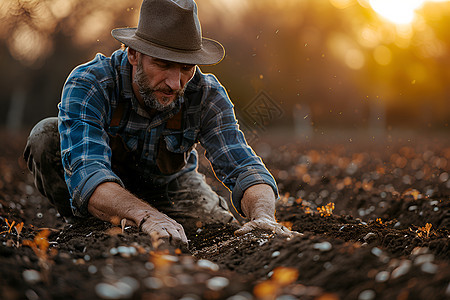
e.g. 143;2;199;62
134;29;202;52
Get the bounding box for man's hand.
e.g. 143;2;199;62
235;216;293;237
235;184;300;238
139;210;188;250
89;182;189;251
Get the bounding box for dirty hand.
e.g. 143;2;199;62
234;216;296;238
139;211;189;251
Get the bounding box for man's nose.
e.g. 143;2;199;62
165;67;182;91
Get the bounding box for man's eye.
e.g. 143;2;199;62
183;65;194;71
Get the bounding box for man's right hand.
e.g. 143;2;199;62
88;182;189;251
139;210;189;250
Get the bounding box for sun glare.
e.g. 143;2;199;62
369;0;425;24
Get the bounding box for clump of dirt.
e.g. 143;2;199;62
0;130;449;300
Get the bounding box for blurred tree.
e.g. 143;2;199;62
0;0;448;133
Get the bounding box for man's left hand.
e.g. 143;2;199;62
234;216;297;238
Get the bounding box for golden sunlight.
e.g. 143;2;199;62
369;0;450;24
369;0;425;24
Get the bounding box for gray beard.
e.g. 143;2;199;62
134;60;184;112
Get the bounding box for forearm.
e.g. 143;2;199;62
88;181;156;226
240;184;276;220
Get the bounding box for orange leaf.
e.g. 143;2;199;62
15;222;24;235
253;280;278;299
271;267;299;286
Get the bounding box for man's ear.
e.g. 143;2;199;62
128;48;139;66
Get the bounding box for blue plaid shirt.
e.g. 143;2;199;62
58;49;278;217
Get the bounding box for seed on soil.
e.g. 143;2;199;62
22;269;41;284
391;260;412;279
145;262;154;270
272;251;281;257
375;271;389;282
143;277;163;289
414;254;434;265
370;247;383;257
88;265;97;274
25;289;39;300
313;241;332;252
179;294;201;300
206;276;230;291
411;247;429;256
95;277;138;300
358;289;376;300
421;262;438;274
197;259;219;271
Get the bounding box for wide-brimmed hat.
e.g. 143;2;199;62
112;0;224;65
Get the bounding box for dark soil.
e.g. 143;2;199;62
0;130;449;300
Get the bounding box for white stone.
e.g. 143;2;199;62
197;259;219;271
22;270;41;284
421;262;438;274
391;260;412;279
206;276;230;291
358;290;376;300
375;271;389;282
313;242;332;252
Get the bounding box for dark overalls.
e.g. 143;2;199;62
23;111;234;231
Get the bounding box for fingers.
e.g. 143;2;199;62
142;221;189;251
234;219;303;239
234;222;255;237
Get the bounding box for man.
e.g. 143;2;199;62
24;0;292;250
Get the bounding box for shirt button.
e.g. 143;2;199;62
144;152;149;157
147;128;151;133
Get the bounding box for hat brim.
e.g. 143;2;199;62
111;28;225;65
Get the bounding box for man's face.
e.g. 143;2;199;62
133;54;196;111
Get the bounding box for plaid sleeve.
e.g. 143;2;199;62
198;74;278;217
58;68;123;217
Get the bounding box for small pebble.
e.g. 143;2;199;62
145;262;154;270
408;206;418;211
313;242;332;252
391;260;412;279
25;289;39;300
88;265;98;274
206;276;230;291
197;259;219;271
375;271;389;282
272;251;281;257
371;247;383;257
144;277;163;289
95;283;124;299
414;254;434;265
179;294;201;300
421;262;438;274
95;277;139;300
358;289;376;300
23;270;41;284
411;247;429;256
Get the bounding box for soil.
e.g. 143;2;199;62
0;130;449;300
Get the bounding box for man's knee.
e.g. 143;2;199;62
23;117;72;218
24;117;60;166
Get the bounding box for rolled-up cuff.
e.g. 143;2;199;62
70;166;124;217
231;169;279;217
